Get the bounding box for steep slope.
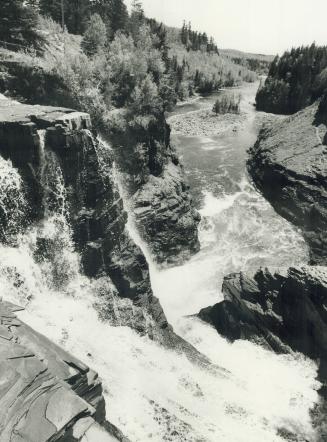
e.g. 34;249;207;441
247;102;327;265
0;96;211;440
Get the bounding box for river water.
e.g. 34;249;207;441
0;84;322;441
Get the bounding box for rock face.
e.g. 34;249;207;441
133;162;201;264
0;61;201;266
0;98;167;326
198;266;327;376
0;299;127;442
248;102;327;264
0;98;207;356
109;115;200;265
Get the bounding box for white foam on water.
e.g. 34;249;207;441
0;229;319;442
0;83;321;441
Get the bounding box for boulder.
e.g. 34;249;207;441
199;266;327;373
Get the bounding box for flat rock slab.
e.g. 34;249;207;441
0;298;110;442
0;99;91;129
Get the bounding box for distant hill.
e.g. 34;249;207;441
220;49;274;74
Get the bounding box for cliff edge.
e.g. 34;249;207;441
247;102;327;265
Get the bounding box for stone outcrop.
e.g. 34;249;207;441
198;267;327;369
0;98;166;323
133;162;201;264
0;60;201;266
0;98;207;358
0;299;127;442
247;102;327;264
198;266;327;437
108;115;200;265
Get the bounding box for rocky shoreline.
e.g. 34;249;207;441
196;98;327;438
168;108;246;137
248;102;327;265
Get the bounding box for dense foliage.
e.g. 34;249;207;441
0;0;39;48
212;93;241;115
0;0;257;132
180;21;219;54
37;0;128;35
256;43;327;114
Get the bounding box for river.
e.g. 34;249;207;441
0;82;321;441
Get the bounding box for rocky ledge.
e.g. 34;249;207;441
0;299;128;442
198;266;327;436
133;161;201;264
108;114;200;266
198;267;327;368
0;98;208;364
247;102;327;264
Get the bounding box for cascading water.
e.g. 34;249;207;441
0;156;26;241
0;88;321;441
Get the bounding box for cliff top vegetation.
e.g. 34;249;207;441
0;0;258;132
256;43;327;114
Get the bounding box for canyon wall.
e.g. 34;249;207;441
0;60;201;266
247;103;327;265
0;97;207;439
105;114;201;265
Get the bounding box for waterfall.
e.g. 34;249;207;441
38;130;68;219
0;128;321;441
0;156;26;241
93;136;320;442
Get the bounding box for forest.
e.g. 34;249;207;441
256;43;327;114
0;0;257;131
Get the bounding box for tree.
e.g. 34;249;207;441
0;0;39;47
82;13;107;56
92;0;128;37
129;0;144;39
129;74;162;121
39;0;91;34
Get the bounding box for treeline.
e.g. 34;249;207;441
1;0;257;132
180;21;219;54
229;57;271;75
256;43;327;114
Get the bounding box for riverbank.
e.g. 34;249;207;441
168;108;246;137
146;81;320;441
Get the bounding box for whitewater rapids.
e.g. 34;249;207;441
0;83;321;441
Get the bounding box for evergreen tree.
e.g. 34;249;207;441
0;0;39;47
39;0;91;34
129;0;144;39
82;13;107;56
92;0;128;37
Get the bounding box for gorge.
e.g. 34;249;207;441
0;5;326;438
0;76;324;440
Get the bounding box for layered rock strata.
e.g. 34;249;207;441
0;299;127;442
107;115;200;265
0;98;166;326
248;102;327;265
198;267;327;369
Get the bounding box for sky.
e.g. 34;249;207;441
125;0;327;55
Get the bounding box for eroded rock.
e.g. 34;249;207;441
0;299;125;442
198;266;327;370
248;102;327;264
